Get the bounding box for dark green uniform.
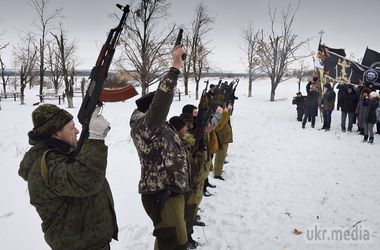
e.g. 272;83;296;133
19;134;118;250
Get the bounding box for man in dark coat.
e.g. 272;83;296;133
320;83;336;131
302;85;320;128
19;104;118;250
340;85;358;132
336;83;347;111
130;46;190;249
292;92;306;121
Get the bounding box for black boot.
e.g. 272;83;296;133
203;182;212;196
368;137;374;144
363;135;368;142
204;177;216;188
188;235;199;249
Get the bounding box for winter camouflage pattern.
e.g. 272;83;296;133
19;135;118;249
130;69;191;194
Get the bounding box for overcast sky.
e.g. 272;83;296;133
1;0;380;72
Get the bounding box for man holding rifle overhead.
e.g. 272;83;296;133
130;32;190;249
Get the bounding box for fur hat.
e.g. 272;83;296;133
135;91;155;113
32;104;73;136
369;91;379;99
182;104;197;115
169;116;186;132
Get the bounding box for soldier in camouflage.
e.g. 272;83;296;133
18;104;118;250
130;46;190;249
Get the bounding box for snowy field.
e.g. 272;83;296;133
0;77;379;250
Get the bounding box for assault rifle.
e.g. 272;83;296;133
195;81;223;151
225;78;239;106
75;3;137;155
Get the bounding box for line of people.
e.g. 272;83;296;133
19;45;234;249
292;77;380;143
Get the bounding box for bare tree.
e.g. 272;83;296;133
13;33;38;104
0;43;10;94
46;42;62;94
257;3;310;101
182;33;192;96
52;25;77;108
0;20;10;95
117;0;174;96
241;25;262;97
189;3;213;100
30;0;62;102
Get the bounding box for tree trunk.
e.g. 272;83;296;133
67;94;73;108
248;77;253;97
20;81;26;105
184;75;189;96
270;80;278;102
195;79;200;100
39;39;44;102
270;81;275;102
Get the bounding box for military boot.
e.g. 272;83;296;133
363;135;368;142
188;235;199;249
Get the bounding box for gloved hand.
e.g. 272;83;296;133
88;106;111;140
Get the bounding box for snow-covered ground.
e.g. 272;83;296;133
0;77;379;250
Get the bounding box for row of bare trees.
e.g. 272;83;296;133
1;0;311;106
0;0;77;106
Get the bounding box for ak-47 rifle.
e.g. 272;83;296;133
226;78;239;106
194;81;223;151
76;3;137;155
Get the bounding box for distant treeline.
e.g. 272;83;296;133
2;70;250;78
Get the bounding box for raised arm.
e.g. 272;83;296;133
145;45;186;129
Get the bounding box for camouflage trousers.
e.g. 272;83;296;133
213;143;229;177
141;194;188;250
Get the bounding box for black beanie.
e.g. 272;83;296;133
169;116;186;132
135;91;155;113
180;113;194;123
182;104;197;115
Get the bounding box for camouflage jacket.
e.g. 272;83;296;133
19;132;118;250
130;68;191;195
